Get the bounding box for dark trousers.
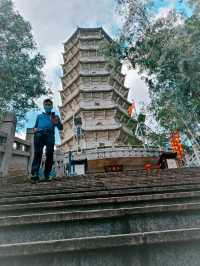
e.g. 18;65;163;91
31;131;54;178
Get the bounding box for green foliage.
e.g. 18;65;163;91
99;39;124;72
0;0;47;124
108;0;200;143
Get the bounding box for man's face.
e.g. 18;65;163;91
44;101;53;113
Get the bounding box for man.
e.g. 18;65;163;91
31;98;63;182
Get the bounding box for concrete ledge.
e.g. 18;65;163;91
0;190;200;215
12;150;30;157
14;137;30;146
0;182;199;198
0;227;200;257
1;182;200;205
0;202;200;227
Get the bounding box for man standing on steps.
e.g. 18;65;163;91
31;98;63;182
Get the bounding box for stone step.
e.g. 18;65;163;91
1;182;200;206
0;190;200;216
1;167;200;194
0;227;200;266
2;178;200;199
0;202;200;245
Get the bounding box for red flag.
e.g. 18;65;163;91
128;99;136;117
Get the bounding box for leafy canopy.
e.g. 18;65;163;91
108;0;200;143
0;0;47;124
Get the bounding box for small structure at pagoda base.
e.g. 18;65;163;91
57;27;178;175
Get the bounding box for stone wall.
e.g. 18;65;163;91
0;113;34;178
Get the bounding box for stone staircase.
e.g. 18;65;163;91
0;167;200;266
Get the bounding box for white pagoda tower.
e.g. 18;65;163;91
59;27;141;152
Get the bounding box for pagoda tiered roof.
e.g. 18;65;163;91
59;27;141;151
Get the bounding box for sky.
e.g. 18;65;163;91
12;0;184;143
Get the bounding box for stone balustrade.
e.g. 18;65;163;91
0;113;34;178
64;145;162;162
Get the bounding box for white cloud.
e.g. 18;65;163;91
154;1;183;25
155;7;172;20
42;45;63;107
122;64;150;113
15;132;26;140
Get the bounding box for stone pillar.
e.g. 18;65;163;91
26;128;34;175
0;112;17;177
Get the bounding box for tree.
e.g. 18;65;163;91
0;0;47;124
106;0;200;145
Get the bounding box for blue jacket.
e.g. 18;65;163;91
34;112;63;133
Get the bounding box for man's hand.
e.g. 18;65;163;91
51;115;59;125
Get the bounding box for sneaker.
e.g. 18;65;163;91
44;174;51;182
30;176;39;184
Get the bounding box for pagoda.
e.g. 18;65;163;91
59;27;141;152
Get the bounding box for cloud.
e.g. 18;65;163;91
15;132;26;140
13;0;116;48
155;6;172;20
122;65;150;112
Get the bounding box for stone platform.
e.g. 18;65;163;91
0;167;200;265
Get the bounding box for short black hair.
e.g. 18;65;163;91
43;98;53;105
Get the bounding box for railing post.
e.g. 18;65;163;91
0;112;16;177
26;128;34;175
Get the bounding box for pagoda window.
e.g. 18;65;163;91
93;92;99;99
81;77;90;85
82;63;90;72
81;40;88;47
81;50;89;57
91;63;98;71
84;112;93;120
84;93;90;100
97;131;107;139
87;132;95;139
92;76;100;85
101;76;108;83
96;111;105;120
89;51;96;57
106;110;114;119
104;92;111;100
85;40;95;47
101;63;106;70
96;49;102;57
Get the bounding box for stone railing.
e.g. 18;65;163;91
64;145;162;162
0;112;34;178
